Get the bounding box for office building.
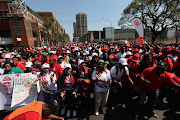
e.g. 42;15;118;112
73;13;87;42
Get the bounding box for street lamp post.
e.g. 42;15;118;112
102;18;113;41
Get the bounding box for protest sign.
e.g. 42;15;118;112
11;73;38;107
0;74;15;110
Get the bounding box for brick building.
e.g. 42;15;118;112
0;0;64;48
36;12;64;34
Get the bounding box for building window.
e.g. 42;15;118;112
26;19;32;35
12;18;24;35
0;11;3;17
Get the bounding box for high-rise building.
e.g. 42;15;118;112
73;13;87;42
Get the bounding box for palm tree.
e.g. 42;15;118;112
39;18;54;47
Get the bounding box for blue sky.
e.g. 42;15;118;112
26;0;132;40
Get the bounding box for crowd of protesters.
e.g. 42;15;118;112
0;42;180;119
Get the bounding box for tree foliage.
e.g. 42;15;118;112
39;18;69;46
118;0;180;44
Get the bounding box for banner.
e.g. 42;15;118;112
134;37;144;45
0;74;15;110
11;73;38;108
131;18;144;37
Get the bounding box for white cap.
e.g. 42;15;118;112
58;55;63;59
64;64;71;69
67;50;70;54
16;54;21;58
92;53;98;57
0;51;2;54
78;60;85;66
42;63;50;69
44;46;47;48
5;54;11;59
126;51;132;56
119;58;128;66
49;51;56;54
25;62;33;68
83;51;89;56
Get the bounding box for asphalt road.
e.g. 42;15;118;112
1;95;180;120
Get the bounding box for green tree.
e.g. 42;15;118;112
118;0;180;44
39;18;54;46
59;33;70;44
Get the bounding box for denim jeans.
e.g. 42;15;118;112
137;88;159;113
43;91;58;103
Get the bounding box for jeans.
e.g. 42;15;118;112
43;91;58;103
137;88;159;113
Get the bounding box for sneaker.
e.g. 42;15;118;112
61;107;65;115
73;110;77;117
147;112;158;118
102;108;106;115
95;111;99;116
66;110;71;117
133;112;139;120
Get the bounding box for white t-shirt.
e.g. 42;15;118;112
64;75;73;90
39;71;57;94
110;66;129;82
116;52;126;60
92;70;111;92
0;68;4;75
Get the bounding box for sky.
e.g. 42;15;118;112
26;0;133;41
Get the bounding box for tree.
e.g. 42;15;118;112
39;18;70;46
39;18;54;46
60;33;70;44
118;0;180;44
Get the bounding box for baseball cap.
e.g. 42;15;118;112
47;99;59;115
119;58;128;66
42;63;50;69
83;51;89;56
126;51;132;56
58;55;63;59
64;63;71;69
98;59;105;67
12;58;19;61
5;54;11;59
92;53;98;57
78;60;85;66
156;61;167;69
25;62;33;68
49;51;56;54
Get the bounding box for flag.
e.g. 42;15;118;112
131;18;144;37
134;37;143;45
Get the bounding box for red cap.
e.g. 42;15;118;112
151;52;157;57
12;58;19;61
133;48;139;52
50;56;57;61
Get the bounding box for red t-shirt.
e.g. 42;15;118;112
16;64;26;71
4;111;45;120
50;63;63;80
138;67;175;91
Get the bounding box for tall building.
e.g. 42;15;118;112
73;13;87;42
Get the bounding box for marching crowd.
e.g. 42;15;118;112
0;42;180;120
